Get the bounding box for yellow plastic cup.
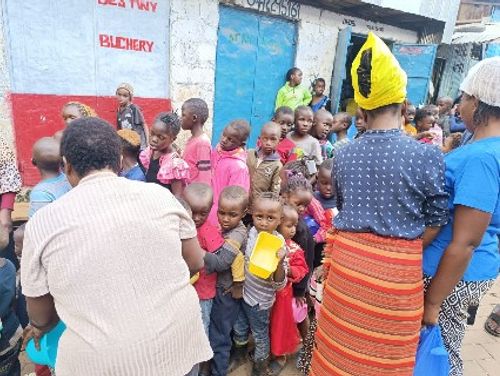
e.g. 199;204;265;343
249;232;284;279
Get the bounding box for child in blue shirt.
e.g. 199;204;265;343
29;137;71;218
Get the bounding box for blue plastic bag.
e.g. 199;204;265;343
414;325;450;376
303;215;320;236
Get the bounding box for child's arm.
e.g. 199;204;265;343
203;241;239;274
270;164;282;195
170;180;184;197
288;250;309;284
196;142;212;185
275;86;285;110
228;164;250;193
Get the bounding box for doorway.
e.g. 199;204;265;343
212;6;297;147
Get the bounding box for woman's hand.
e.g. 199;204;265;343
21;325;43;351
422;302;441;326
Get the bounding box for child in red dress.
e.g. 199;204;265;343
269;205;309;375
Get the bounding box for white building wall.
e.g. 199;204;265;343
170;0;418;142
0;5;14;149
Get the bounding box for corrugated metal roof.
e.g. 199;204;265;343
452;23;500;44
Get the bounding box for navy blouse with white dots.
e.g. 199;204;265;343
333;129;449;239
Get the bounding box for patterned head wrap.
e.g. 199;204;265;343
63;102;97;118
116;83;134;98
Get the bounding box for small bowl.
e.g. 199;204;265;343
248;232;284;279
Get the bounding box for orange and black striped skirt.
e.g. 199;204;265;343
310;231;423;376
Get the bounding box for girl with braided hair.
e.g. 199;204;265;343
55;101;98;142
138;112;189;196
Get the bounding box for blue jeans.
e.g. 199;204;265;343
233;301;271;361
184;363;199;376
199;299;213;338
209;287;241;376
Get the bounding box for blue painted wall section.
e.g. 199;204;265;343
393;44;437;106
213;6;296;147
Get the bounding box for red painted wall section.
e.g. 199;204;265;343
10;93;171;186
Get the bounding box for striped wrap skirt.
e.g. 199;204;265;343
310;230;423;376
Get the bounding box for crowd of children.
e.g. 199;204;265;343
0;68;471;376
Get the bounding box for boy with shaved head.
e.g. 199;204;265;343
29;137;72;217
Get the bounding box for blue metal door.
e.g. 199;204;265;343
393;44;437;106
329;27;352;114
213;6;297;147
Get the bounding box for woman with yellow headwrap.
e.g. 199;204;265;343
308;33;449;375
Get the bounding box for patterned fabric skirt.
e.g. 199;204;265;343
310;231;423;376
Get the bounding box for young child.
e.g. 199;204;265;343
269;205;309;374
286;106;323;164
436;96;454;135
247;122;282;200
309;159;338;314
209;120;251;225
181;98;212;186
233;192;287;376
204;186;249;376
280;174;315;359
29;137;72;218
272;106;298;165
310;109;334;160
354;107;367;139
423;104;444;146
403;103;417;136
331;112;352;154
116;82;147;149
182;183;225;375
309;78;331;113
415;108;436;145
275;67;312;111
117;129;146;181
55;101;97;141
139;112;189;195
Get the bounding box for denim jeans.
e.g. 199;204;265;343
209;287;241;376
199;299;213;338
233;301;271;361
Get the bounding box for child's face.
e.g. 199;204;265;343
185;196;212;228
181;104;195;131
116;88;131;106
218;197;246;232
294;109;314;136
278;208;299;240
284;189;313;217
317;167;333;199
273;113;294;140
290;70;303;86
150;121;175;152
407;107;416;122
312;113;333;140
220;125;244;152
331;115;348;133
417;116;434;132
355;109;366;132
429;106;439;122
61;105;82;126
252;199;282;233
437;100;451;116
259;127;280;155
313;81;325;96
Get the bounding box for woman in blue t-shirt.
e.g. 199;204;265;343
423;57;500;376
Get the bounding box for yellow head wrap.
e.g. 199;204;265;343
351;32;407;110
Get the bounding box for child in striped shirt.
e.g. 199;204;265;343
233;192;287;376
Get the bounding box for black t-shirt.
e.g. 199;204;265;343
143;157;171;191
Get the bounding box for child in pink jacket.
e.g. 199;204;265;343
208;120;251;225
